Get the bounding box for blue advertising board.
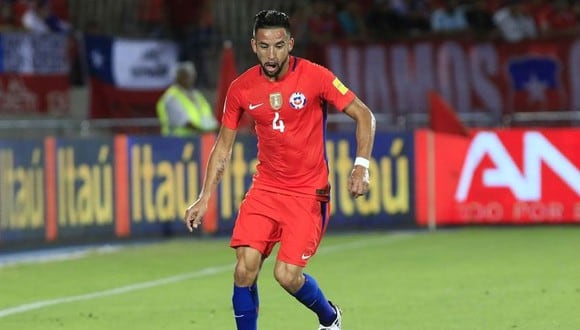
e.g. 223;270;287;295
126;136;203;236
214;132;415;232
52;137;116;239
0;139;46;244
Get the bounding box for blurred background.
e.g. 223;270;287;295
0;0;579;249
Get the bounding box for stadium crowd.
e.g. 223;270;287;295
0;0;70;33
3;0;577;41
0;0;578;88
292;0;579;44
0;0;578;42
129;0;580;57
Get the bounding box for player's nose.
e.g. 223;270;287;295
267;47;276;59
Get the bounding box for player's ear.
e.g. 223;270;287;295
251;38;257;53
288;37;294;52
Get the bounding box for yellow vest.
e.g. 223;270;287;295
156;85;217;136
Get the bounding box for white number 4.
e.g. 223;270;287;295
272;112;285;132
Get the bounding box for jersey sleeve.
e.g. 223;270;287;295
221;83;244;130
318;65;356;112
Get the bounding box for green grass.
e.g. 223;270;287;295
1;227;580;329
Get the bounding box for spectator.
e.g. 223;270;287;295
306;0;341;63
307;0;341;45
574;1;580;22
190;0;215;86
137;0;168;38
164;0;213;87
156;61;218;136
536;0;578;37
485;0;504;12
49;0;67;21
21;0;70;33
465;0;497;39
369;0;431;38
403;0;431;35
493;0;537;42
430;0;469;34
336;2;369;41
288;2;310;56
0;0;16;31
366;0;405;41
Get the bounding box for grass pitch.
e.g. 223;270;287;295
1;227;579;329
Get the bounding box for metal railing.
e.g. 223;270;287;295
505;111;580;127
0;113;395;138
0;111;578;139
0;117;160;138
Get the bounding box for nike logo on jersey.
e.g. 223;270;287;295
301;254;312;260
249;103;263;110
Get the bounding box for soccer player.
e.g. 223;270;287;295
183;9;375;330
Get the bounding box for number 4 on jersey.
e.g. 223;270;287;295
272;112;285;132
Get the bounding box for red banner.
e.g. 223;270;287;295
0;33;70;114
415;129;580;225
324;37;580;120
0;75;69;114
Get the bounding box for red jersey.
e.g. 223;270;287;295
222;56;355;199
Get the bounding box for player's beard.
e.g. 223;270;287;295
261;55;289;79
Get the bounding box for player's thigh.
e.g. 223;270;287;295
230;189;281;257
277;196;330;267
234;246;264;284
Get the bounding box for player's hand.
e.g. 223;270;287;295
183;199;207;232
347;165;370;198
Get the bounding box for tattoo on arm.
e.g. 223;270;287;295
213;154;230;185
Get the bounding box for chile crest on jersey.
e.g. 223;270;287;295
289;92;307;110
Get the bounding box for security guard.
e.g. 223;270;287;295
157;61;218;136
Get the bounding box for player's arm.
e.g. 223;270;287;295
184;125;237;231
198;125;237;200
343;97;376;198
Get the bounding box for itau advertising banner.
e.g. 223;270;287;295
415;129;580;225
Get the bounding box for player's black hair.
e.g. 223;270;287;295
252;10;291;37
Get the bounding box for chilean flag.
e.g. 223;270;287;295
84;35;178;119
507;57;565;113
